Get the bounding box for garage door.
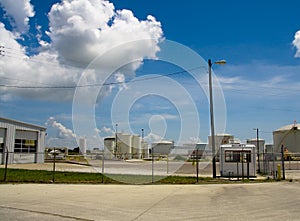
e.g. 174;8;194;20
15;130;38;140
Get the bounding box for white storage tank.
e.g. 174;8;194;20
273;123;300;153
265;144;274;153
247;138;265;154
141;141;149;158
79;138;87;156
151;140;174;156
104;137;115;158
131;135;141;158
208;134;234;153
118;133;132;157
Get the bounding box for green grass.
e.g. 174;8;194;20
0;168;275;184
0;168;114;184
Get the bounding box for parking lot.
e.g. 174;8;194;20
1;182;300;221
2;161;300;220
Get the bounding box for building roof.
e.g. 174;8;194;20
0;117;46;131
209;133;233;137
274;124;300;132
247;138;265;141
152;140;174;144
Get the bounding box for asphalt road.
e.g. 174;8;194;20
1;182;300;221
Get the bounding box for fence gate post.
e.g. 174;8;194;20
3;146;9;182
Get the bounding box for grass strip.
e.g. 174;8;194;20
0;168;274;184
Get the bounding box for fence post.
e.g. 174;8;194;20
237;161;239;180
3;146;8;182
52;147;56;183
167;155;169;175
247;161;250;179
196;151;199;183
272;148;276;180
151;150;154;183
101;149;105;184
241;151;244;180
281;145;285;180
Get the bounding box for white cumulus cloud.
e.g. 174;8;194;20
0;0;35;33
0;0;163;102
293;30;300;57
45;116;76;139
47;0;163;67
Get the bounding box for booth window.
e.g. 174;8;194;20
225;150;251;163
0;141;3;153
14;139;37;153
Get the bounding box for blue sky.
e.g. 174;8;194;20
0;0;300;148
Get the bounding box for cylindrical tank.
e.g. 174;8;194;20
104;137;115;158
79;138;87;155
151;140;174;155
247;138;265;154
141;141;149;158
273;124;300;153
118;133;132;156
131;135;141;158
208;134;234;153
265;144;274;153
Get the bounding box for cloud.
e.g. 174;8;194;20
114;72;128;91
217;62;300;97
0;24;81;101
95;126;114;135
0;0;34;33
293;30;300;57
45;116;76;139
144;132;163;144
47;0;162;67
0;0;163;102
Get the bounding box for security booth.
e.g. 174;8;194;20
220;144;256;178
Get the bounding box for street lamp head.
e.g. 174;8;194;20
214;60;226;65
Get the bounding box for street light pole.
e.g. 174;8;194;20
254;128;260;173
208;59;226;178
208;59;216;178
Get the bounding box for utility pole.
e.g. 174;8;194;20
208;59;226;179
208;59;217;178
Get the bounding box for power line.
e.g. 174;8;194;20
0;67;203;89
1;45;300;96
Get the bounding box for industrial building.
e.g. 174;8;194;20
0;117;46;164
273;123;300;153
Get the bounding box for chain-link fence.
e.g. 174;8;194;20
1;150;213;183
2;149;300;183
259;152;300;179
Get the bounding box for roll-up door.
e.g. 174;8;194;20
15;130;38;140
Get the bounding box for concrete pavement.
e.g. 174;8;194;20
1;182;300;221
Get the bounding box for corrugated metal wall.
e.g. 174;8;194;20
0;118;46;164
